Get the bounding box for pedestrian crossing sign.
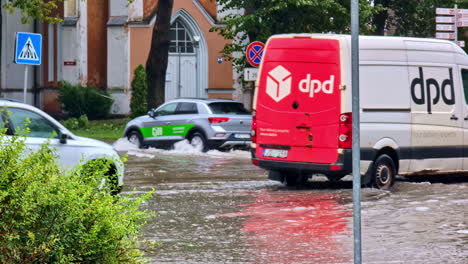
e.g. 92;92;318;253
15;32;42;65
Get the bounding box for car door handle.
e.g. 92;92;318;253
450;115;458;120
296;126;311;131
165;122;171;125
464;116;468;121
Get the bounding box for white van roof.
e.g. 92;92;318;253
268;34;467;66
269;34;465;55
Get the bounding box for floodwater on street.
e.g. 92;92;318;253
114;139;468;264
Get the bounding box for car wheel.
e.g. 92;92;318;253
371;154;396;190
189;132;207;152
127;130;143;148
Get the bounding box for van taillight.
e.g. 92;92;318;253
251;111;257;143
209;117;229;123
338;113;352;149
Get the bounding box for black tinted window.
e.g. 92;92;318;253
208;102;250;114
176;103;198;114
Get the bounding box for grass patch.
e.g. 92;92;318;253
65;118;130;141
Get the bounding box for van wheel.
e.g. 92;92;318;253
189;132;208;152
283;172;308;187
127;130;143;148
371;154;396;190
326;174;345;182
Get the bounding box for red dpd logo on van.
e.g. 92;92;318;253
265;66;335;102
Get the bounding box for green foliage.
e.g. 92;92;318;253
78;114;90;128
58;81;114;120
382;0;458;37
130;65;148;118
67;118;130;141
61;114;90;130
0;129;153;263
2;0;63;24
212;0;379;75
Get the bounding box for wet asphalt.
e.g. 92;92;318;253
115;139;468;264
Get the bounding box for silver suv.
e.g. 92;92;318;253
124;98;252;151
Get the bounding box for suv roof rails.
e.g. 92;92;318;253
176;97;234;101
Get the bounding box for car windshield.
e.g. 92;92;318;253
208;102;250;115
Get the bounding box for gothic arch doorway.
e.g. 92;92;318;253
165;10;207;100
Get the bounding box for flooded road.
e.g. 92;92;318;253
115;139;468;264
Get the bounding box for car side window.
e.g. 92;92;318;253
462;69;468;105
9;108;59;138
0;110;6;133
176;103;198;115
156;103;178;116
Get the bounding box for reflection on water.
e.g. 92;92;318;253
218;190;353;264
116;137;468;264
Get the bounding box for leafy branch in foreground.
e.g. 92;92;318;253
2;0;63;24
0;128;154;263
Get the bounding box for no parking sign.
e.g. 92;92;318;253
245;41;265;68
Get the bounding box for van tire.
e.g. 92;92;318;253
326;174;345;182
371;154;396;190
283;172;308;187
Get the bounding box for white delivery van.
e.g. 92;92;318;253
251;34;468;189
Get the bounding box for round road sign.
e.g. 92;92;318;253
246;41;265;67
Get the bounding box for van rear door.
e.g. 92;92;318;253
255;37;342;164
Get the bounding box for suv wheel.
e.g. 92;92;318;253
189;132;207;152
127;130;143;148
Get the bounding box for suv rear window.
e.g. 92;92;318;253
208;102;250;114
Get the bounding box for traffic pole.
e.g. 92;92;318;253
351;0;362;264
23;65;28;103
455;4;458;42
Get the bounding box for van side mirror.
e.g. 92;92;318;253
59;132;68;144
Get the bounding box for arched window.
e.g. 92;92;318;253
169;19;194;53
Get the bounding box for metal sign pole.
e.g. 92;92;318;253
455;4;458;42
351;0;362;263
23;66;28;103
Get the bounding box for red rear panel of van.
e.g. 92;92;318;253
255;37;341;164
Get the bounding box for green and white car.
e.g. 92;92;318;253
124;98;252;151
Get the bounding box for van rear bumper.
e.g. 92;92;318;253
251;148;352;175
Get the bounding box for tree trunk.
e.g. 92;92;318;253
146;0;174;110
373;0;389;35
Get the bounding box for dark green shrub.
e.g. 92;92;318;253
61;117;80;130
0;129;153;263
61;114;90;130
130;65;148;118
58;81;114;120
78;114;90;128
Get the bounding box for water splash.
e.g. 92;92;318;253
112;138;250;159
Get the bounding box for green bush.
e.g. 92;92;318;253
0;129;153;263
60;115;89;130
130;65;148;118
78;114;90;128
58;81;114;120
61;117;80;130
